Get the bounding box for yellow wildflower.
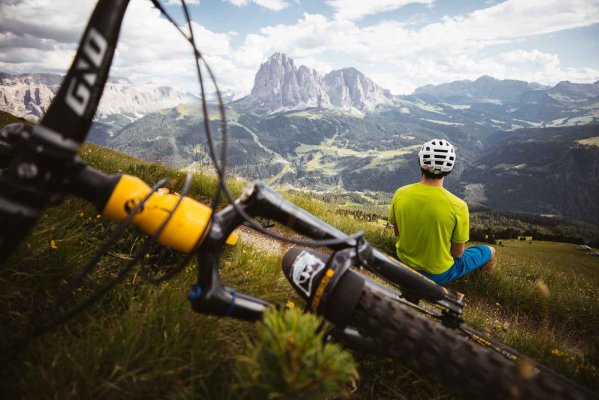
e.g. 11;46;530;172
551;348;566;357
286;300;295;310
50;240;58;250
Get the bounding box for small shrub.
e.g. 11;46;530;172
236;308;358;399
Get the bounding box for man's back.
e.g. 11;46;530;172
388;183;469;274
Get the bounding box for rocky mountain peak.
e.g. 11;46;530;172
0;71;196;120
324;67;392;112
245;53;393;114
552;80;599;98
249;52;328;112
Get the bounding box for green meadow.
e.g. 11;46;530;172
0;143;597;399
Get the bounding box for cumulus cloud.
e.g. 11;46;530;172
326;0;435;21
231;0;599;93
1;0;598;96
0;0;247;93
165;0;200;4
0;1;94;43
225;0;290;11
492;49;599;85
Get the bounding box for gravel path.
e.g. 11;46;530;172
237;225;289;256
236;224;332;258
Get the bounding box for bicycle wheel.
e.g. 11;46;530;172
345;281;595;399
282;247;596;400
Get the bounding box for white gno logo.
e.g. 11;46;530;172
65;28;108;117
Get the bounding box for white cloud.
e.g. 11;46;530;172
1;0;598;96
165;0;200;4
326;0;434;21
293;56;333;74
496;49;559;65
492;49;599;85
230;0;599;93
369;71;417;94
225;0;290;11
0;0;248;93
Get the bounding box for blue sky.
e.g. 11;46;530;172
1;0;598;95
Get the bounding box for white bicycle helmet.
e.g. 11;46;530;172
418;139;455;174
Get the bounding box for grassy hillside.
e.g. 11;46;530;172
0;110;28;126
0;143;598;398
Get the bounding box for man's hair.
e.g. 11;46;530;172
420;168;450;179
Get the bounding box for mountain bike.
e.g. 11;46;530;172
0;1;595;399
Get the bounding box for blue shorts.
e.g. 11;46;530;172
414;245;492;285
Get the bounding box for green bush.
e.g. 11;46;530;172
236;308;358;399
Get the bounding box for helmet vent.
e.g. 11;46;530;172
418;138;456;173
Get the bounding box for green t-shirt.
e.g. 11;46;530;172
388;183;469;275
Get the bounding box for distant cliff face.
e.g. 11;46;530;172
0;73;58;119
324;67;393;112
243;53;393;114
250;53;330;111
0;72;197;121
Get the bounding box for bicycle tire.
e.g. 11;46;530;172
346;281;596;400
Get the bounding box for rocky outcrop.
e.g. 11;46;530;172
0;72;197;121
324;67;393;112
243;53;393;114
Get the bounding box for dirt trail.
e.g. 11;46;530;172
235;224;332;258
236;226;301;256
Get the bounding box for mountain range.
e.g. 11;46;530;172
1;54;598;224
0;72;197;122
235;52;393;114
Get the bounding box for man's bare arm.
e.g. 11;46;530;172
391;224;399;237
451;242;465;258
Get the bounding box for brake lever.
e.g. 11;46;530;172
188;195;271;321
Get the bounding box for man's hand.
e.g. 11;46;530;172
451;242;465;258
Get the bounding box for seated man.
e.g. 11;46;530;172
388;139;495;285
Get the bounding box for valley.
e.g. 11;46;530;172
2;53;598;224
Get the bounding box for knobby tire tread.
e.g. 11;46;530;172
351;285;596;400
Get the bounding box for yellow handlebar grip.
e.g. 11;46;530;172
102;175;237;253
